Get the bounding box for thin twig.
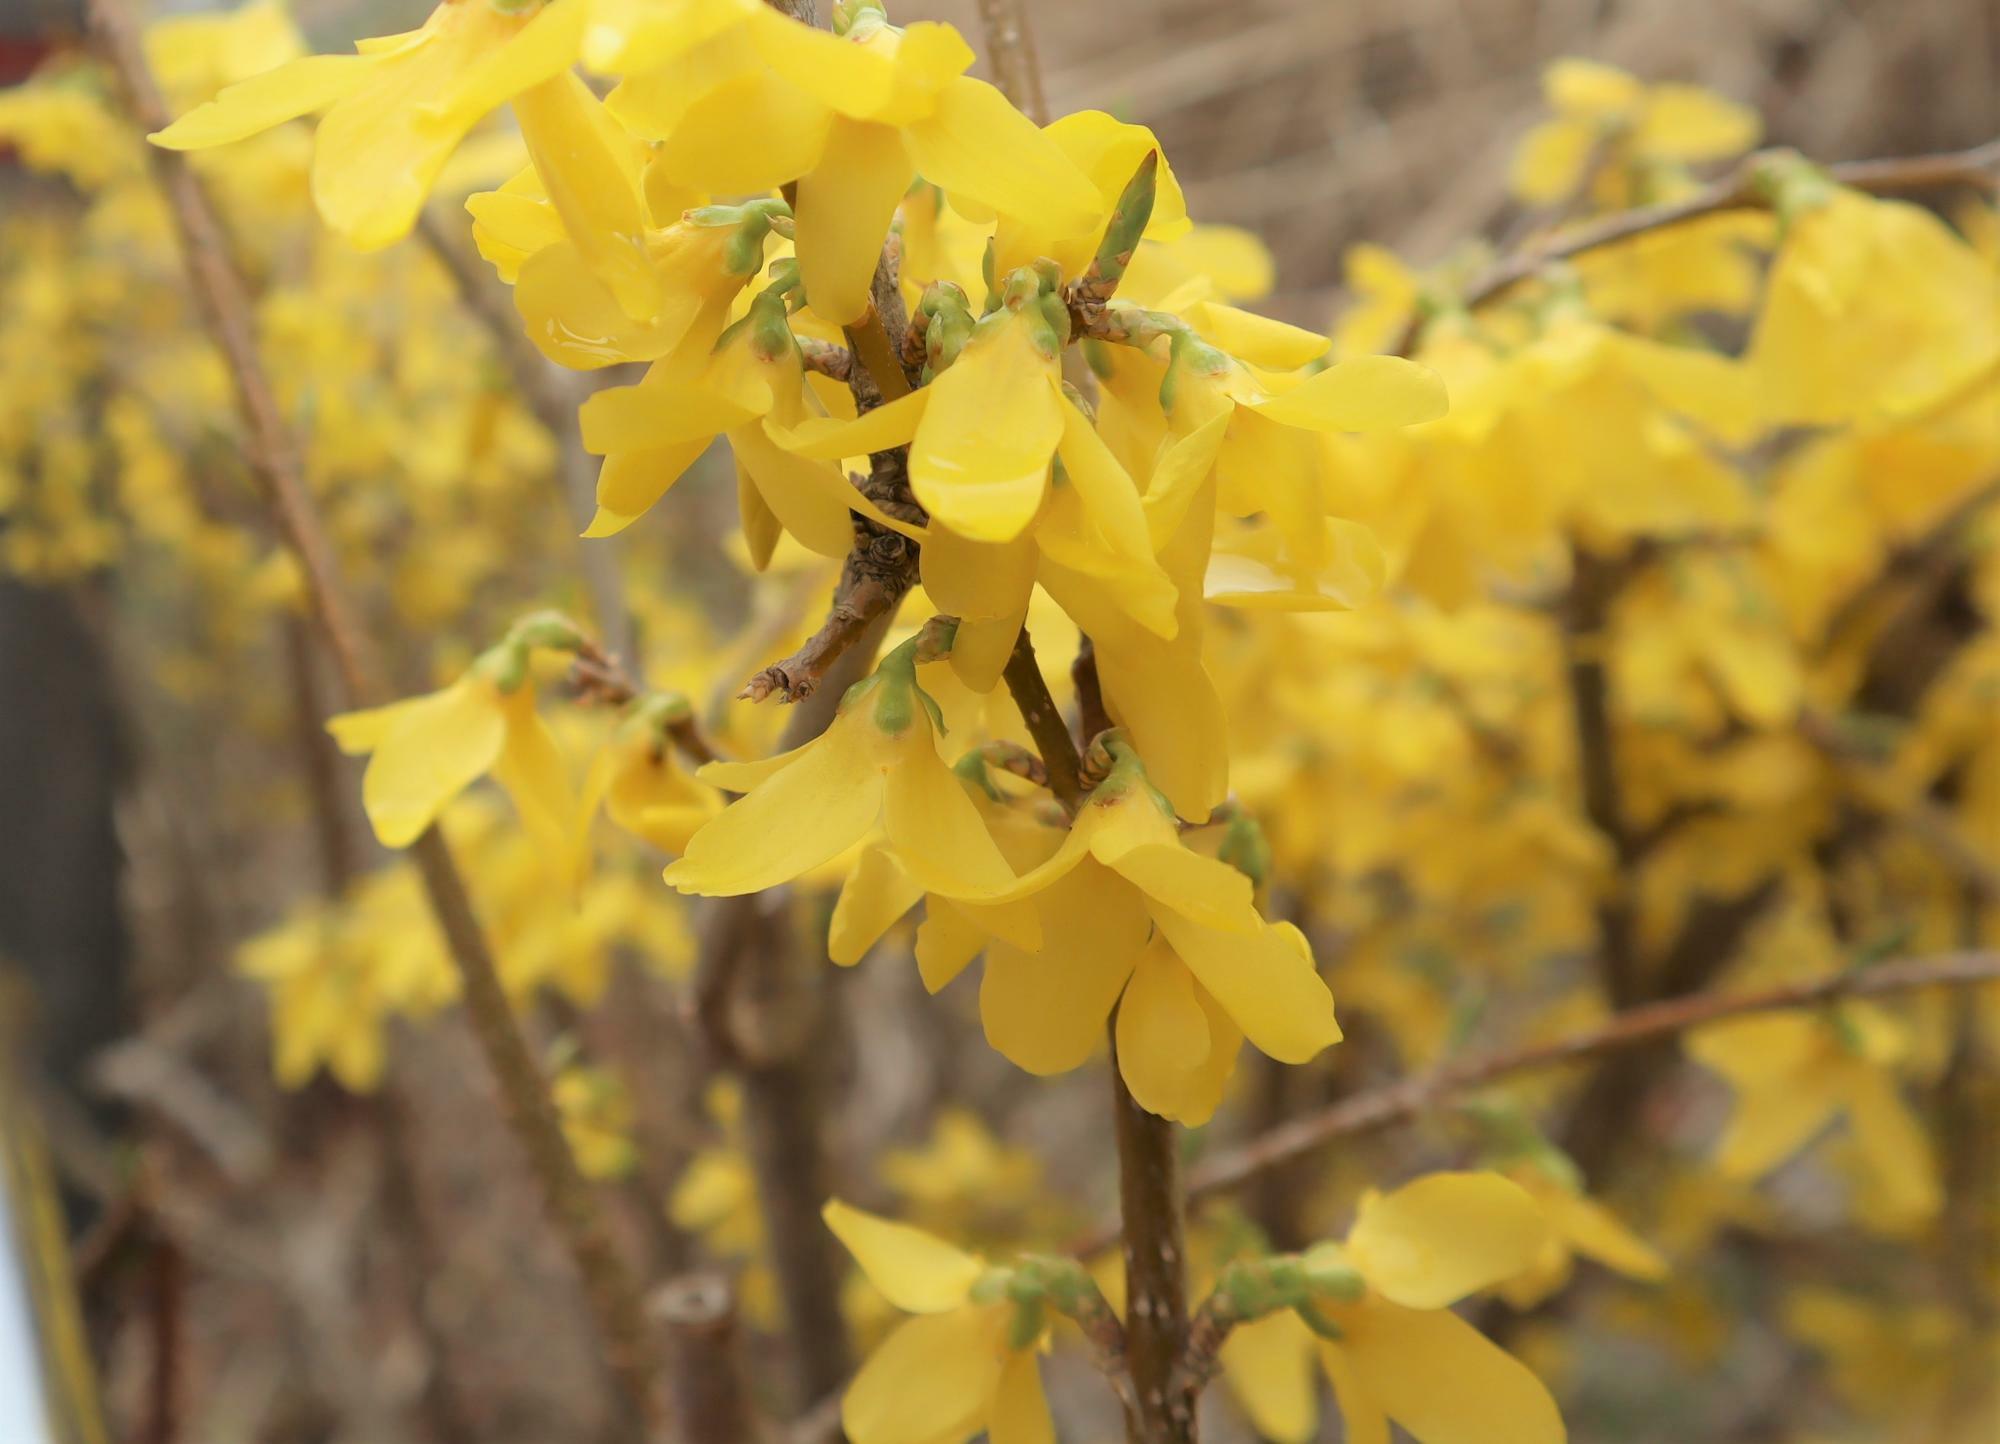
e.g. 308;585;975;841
1397;137;2000;354
88;1;661;1426
1177;951;2000;1217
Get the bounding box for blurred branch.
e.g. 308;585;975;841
653;1274;767;1444
1171;950;2000;1218
86;0;662;1428
416;208;637;667
1399;136;2000;353
974;0;1050;124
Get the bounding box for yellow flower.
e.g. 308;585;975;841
597;695;723;855
578;287;864;547
1497;1165;1668;1310
663;632;1018;899
552;1059;638;1180
150;0;567;249
327;619;581;874
824;1200;1054;1444
933;739;1341;1124
1688;1004;1940;1220
1509;59;1759;208
609;0;1099;324
1224;1174;1564;1444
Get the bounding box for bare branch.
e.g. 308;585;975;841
87;1;662;1426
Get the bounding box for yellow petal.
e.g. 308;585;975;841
1713;1074;1841;1179
731;421;858;560
988;1347;1055;1444
581;371;753;455
842;1306;1004;1444
433;0;587;127
492;689;580;885
1336;1301;1566;1444
1103;842;1258;934
1635;84;1760;161
1530;1182;1668;1283
775;386;930;461
1114;941;1215;1122
911;312;1062;542
979;866;1146;1075
1319;1341;1392;1444
920;525;1036;692
1153;912;1337;1065
1246;356;1448;432
652;62;834;193
1544;58;1642;117
916;898;988;994
881;731;1021;898
511;70;660;320
663;707;886;895
1196;302;1330;371
1220;1311;1319;1444
360;676;507;848
1841;1067;1940;1219
310;6;527;249
149;53;374;149
822;1199;983;1313
797;118;916;325
1346;1173;1548;1309
1507;118;1594;206
1053;393;1155;567
586;441;711;536
904;76;1098;235
829;841;924;966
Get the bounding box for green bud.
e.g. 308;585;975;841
1295;1301;1347;1342
954;750;1003;801
745;290;797;363
968;1267;1014;1306
1006;1296;1047;1351
1087;150;1159;293
1218;812;1272;889
631;690;695;732
1082;338;1116;381
1298;1245;1366;1303
472;637;531;694
920;282;977;376
1748;149;1836;228
506;609;589;654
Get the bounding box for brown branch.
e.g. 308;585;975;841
88;1;662;1427
973;0;1050;124
1179;950;2000;1214
653;1273;766;1444
1004;629;1088;811
1820;476;2000;655
796;335;855;383
1398;137;2000;354
1110;1044;1192;1442
695;624;895;1414
746;256;924;704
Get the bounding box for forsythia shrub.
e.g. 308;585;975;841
2;1;1996;1441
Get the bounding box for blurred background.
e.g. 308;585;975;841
0;1;1996;1442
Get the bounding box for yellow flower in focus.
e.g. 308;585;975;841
610;0;1098;324
1211;1174;1564;1444
664;631;1018;900
150;0;561;248
824;1200;1055;1444
1509;59;1760;208
940;739;1341;1124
